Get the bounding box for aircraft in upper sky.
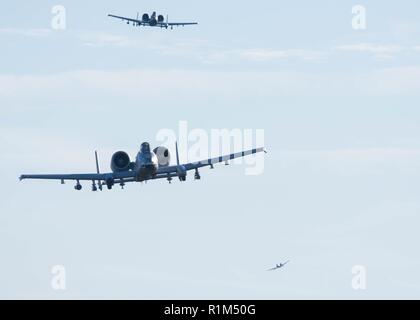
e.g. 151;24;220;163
19;142;266;191
267;260;290;271
108;11;198;30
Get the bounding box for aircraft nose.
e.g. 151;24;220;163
142;163;157;170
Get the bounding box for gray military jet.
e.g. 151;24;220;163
267;260;290;271
19;142;266;191
108;11;198;30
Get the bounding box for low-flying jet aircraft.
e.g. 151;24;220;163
19;142;266;191
108;11;198;30
267;260;290;271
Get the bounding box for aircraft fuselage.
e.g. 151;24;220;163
134;142;159;181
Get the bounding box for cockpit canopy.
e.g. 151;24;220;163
141;142;151;153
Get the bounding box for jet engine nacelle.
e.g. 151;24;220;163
142;13;150;22
153;146;171;167
111;151;132;172
158;15;165;23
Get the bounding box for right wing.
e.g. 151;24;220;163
282;260;291;267
156;147;266;175
184;147;266;171
166;22;198;27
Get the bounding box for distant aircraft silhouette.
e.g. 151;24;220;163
108;11;198;30
267;260;290;271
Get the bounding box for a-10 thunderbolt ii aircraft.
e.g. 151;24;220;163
19;142;266;191
108;11;198;30
267;260;291;271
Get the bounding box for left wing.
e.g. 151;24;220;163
108;14;143;25
267;267;279;272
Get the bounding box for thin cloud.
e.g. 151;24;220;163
81;33;134;47
1;27;417;65
0;27;137;48
335;43;403;59
281;148;420;174
0;27;52;37
199;48;328;64
236;48;328;62
1;66;420;104
291;148;420;161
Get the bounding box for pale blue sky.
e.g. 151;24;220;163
1;0;420;299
